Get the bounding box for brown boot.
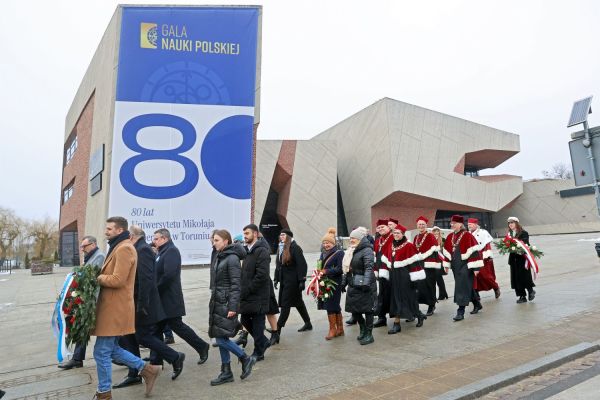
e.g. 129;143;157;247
325;314;337;340
139;362;161;396
92;391;112;400
335;313;345;337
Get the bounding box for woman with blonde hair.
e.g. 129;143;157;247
318;228;345;340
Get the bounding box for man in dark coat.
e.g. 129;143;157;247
239;224;271;361
152;228;210;365
114;226;187;388
274;229;312;335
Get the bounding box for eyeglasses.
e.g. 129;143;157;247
80;243;93;249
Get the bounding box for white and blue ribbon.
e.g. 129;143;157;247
51;272;74;362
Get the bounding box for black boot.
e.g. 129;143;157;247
210;363;234;386
453;308;465;321
171;352;186;380
234;330;248;348
359;328;374;345
239;355;256;380
356;321;366;341
517;296;527;304
470;300;483;314
58;359;83;370
269;328;280;346
528;289;536;301
405;317;415;322
197;342;209;365
387;322;401;334
345;315;357;325
426;305;435;316
298;322;313;332
373;317;387;328
416;313;426;327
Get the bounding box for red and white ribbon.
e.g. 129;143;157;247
507;235;540;281
306;269;322;297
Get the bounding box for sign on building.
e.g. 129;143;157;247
108;6;260;264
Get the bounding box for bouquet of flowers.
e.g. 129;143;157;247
306;260;338;303
60;264;101;347
495;235;544;258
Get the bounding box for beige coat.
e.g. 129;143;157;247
92;240;138;337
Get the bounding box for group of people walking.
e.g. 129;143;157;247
57;213;535;399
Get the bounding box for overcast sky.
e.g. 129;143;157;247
1;0;600;220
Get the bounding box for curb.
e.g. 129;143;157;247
431;342;600;400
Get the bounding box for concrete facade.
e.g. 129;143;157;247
314;98;523;232
492;179;600;236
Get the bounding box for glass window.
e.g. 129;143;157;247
65;136;78;165
63;182;74;204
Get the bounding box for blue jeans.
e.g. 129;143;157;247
215;337;246;364
93;336;145;393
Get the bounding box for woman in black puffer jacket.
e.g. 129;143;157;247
208;229;256;386
343;227;377;345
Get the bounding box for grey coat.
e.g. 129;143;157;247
86;248;105;269
344;238;377;314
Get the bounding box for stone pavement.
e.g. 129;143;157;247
1;232;600;399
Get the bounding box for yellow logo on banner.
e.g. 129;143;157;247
140;23;158;49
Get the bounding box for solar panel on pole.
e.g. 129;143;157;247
567;96;593;127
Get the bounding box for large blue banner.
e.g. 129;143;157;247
109;6;260;264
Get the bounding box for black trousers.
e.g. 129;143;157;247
277;301;311;328
515;287;534;297
436;269;449;299
163;324;174;339
376;278;391;318
153;317;208;360
119;333;141;378
135;323;180;369
352;313;374;329
241;313;269;357
72;342;87;362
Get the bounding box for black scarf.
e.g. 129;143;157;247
321;247;337;265
83;247;98;263
392;237;406;247
107;230;130;257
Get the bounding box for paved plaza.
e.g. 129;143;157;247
1;233;600;399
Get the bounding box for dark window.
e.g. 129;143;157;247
63;181;74;204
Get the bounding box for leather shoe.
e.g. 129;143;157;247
387;323;401;334
112;375;142;389
373;317;387;328
470;304;483;314
297;322;313;332
453;313;464;321
345;315;357;325
426;305;435;316
405;317;415;322
171;352;185;380
528;289;536;301
58;359;83;370
164;336;175;345
197;343;209;364
516;296;527;304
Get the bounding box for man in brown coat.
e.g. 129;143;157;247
91;216;160;400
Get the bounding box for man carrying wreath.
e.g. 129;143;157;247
91;217;160;399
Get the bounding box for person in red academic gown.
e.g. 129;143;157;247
388;225;426;334
413;216;440;316
373;219;393;328
442;215;484;321
468;218;501;303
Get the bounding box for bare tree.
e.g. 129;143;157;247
0;207;22;264
542;163;573;180
29;217;58;259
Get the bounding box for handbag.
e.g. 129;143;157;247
352;274;365;286
409;268;426;282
